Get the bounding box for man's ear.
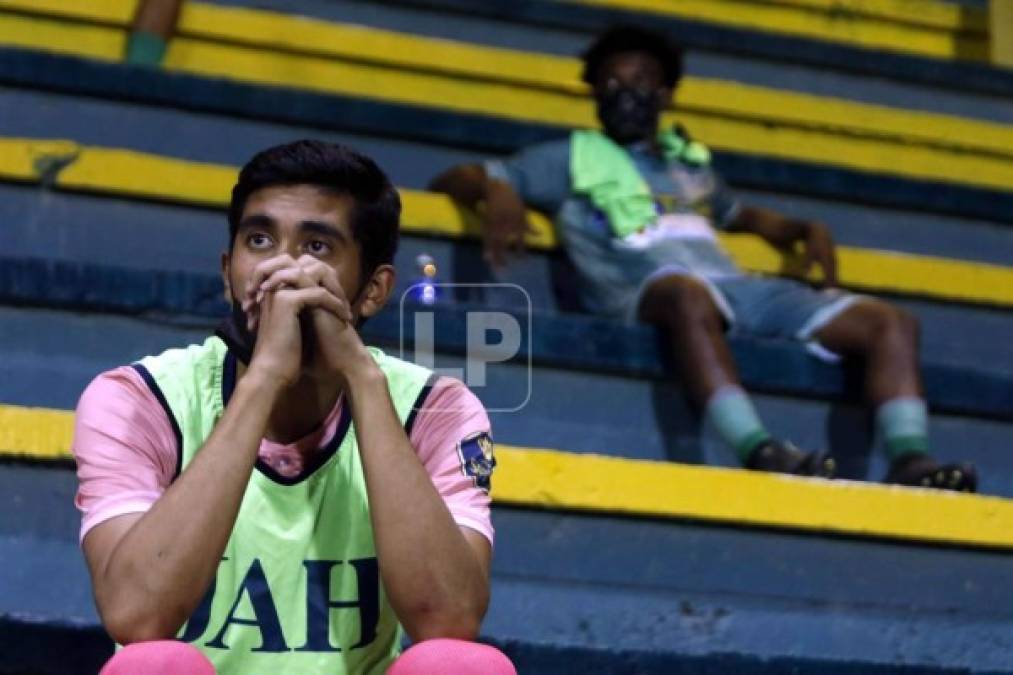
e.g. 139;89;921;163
356;264;396;319
221;251;232;302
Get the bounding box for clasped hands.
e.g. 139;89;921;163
240;254;373;387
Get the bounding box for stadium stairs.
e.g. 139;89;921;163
2;0;1013;673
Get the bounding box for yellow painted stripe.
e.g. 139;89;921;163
162;39;1013;193
752;0;984;30
2;3;1011;161
59;145;235;209
996;0;1013;68
56;143;541;252
0;137;78;181
3;0;979;33
174;3;1013;162
161;38;589;131
177;2;583;95
0;0;134;25
716;235;1013;306
494;445;1013;550
173;3;1013;161
3;7;1013;192
564;0;988;61
0;404;75;461
677;78;1013;163
0;11;122;61
673;109;1013;194
0;0;985;61
56;143;1013;307
0;137;1009;308
3;402;1011;550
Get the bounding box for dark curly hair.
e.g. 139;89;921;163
228;139;401;281
580;25;684;89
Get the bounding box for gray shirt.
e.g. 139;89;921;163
485;136;744;317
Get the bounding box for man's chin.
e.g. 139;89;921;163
605;128;653;144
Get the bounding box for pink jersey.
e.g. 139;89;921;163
73;365;494;544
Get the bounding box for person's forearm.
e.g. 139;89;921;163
95;371;280;642
429;164;489;209
729;205;809;247
346;365;489;641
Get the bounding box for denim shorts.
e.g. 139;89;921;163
631;270;864;362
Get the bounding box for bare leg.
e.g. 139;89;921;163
638;274;833;476
126;0;185;65
637;274;739;406
132;0;185;37
815;299;975;490
813;299;921;406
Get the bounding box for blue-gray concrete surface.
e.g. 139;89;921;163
2;303;1013;495
4;462;1013;673
4;5;1013;669
208;0;1013;125
3;89;1013;266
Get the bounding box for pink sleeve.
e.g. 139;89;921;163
72;366;178;542
409;377;495;546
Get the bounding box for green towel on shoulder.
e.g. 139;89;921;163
571;128;711;238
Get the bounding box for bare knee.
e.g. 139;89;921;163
639;275;722;327
872;303;919;345
849;301;919;352
895;306;920;343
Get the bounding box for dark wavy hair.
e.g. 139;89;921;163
228;139;401;280
581;25;684;89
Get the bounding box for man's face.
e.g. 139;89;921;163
223;184;365;316
593;50;671;143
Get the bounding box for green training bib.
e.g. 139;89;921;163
134;337;432;674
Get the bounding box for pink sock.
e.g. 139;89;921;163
100;641;216;675
387;639;516;675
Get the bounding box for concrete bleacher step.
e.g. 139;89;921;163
1;133;1013;488
3;278;1013;496
2;134;1012;310
5;434;1013;674
2;79;1013;269
211;0;994;66
2;138;1013;490
4;2;1013;224
4;0;1013;266
3;1;1013;671
4;332;1013;672
373;0;1013;99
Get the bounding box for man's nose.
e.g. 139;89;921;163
280;238;302;259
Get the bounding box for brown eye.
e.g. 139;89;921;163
247;233;272;249
306;240;331;256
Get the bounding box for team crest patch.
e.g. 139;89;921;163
457;431;495;492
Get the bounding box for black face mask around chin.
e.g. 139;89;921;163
596;86;662;145
215;298;257;365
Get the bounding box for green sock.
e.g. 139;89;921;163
705;385;772;463
125;31;168;66
876;397;929;462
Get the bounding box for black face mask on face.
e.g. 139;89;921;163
596;86;662;144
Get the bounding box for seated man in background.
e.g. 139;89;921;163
73;140;514;674
431;26;976;492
